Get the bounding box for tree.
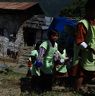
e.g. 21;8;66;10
60;0;87;17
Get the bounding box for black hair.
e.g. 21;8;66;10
47;29;59;39
35;41;42;50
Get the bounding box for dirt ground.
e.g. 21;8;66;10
0;59;95;96
0;61;77;96
0;72;75;96
0;72;22;96
0;60;25;96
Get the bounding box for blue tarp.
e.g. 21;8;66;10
49;16;77;34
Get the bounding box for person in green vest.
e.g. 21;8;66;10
26;41;42;90
54;44;69;87
73;0;95;91
34;29;62;92
31;41;42;76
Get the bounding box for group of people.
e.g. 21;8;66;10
27;0;95;93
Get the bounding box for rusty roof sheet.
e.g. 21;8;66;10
0;2;38;10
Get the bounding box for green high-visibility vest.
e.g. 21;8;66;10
74;19;95;71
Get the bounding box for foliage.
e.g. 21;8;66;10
60;0;87;17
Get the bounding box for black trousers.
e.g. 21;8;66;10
31;75;40;90
40;72;53;91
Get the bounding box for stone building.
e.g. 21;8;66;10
0;2;44;58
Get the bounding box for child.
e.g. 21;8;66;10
54;45;69;87
35;29;61;92
55;49;68;86
26;41;42;90
31;41;42;76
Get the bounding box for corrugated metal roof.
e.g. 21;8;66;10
0;2;38;10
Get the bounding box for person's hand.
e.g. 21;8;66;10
60;59;64;64
34;60;43;67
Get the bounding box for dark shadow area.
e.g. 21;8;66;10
20;77;32;93
23;27;36;46
20;76;43;95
